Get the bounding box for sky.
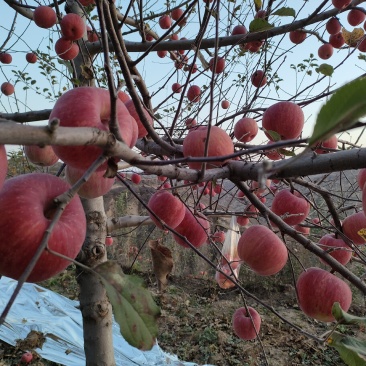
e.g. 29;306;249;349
1;0;366;154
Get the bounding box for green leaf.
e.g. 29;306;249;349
309;78;366;146
316;63;334;77
328;331;366;366
94;261;160;351
278;148;295;157
249;18;274;32
332;302;366;326
264;129;281;141
272;7;296;17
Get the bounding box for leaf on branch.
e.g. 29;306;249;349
316;63;334;77
342;27;364;47
264;129;281;141
272;7;296;17
249;18;274;33
278;148;295;157
94;261;160;351
309;78;366;146
332;302;366;326
327;331;366;366
254;0;262;12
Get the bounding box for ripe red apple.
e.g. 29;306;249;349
294;224;310;235
262;101;304;140
159;15;172;29
238;225;288;276
231;25;247;36
60;13;85;41
26;52;37;63
33;6;57;29
326;17;341;35
251;70;267;88
187;85;201;103
0;173;86;282
357;168;366;189
1;82;14;96
329;32;345;48
51;87;138;170
0;52;12;64
124;99;154;139
157;50;167;58
318;43;334;60
185;118;197;129
215;266;237;289
314;135;338;154
209;57;225;74
0;145;7;190
172;208;210;248
117;90;130;103
148;190;185;229
131;173;141;184
172;82;182;93
221;100;230;109
212;230;225;243
87;26;99;42
332;0;352;9
232;307;261;340
265;141;284;160
80;0;95;5
296;267;352;322
358;37;366;52
318;234;352;266
347;9;366;26
105;236;113;246
271;189;310;226
237;216;249;226
183;125;234;169
342;211;366;245
65;165;115;199
24;145;59;166
251;179;271;196
20;352;33;364
234;117;258;143
171;8;184;20
55;38;79;60
289;30;306;44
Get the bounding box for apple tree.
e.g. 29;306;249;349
1;0;366;365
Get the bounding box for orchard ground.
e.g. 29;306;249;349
0;260;365;366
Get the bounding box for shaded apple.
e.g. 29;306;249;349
296;267;352;322
342;211;366;245
314;135;338;154
0;145;7;190
60;13;85;41
187;85;201;103
289;30;306;44
318;43;334;60
326;17;341;35
234;117;258;143
1;82;14;96
124;99;154;139
26;52;38;63
318;234;352;265
232;307;261;340
24;145;59;166
55;38;79;60
251;70;267;88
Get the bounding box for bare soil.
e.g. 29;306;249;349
0;267;364;366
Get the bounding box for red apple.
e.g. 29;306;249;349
159;15;172;29
234;117;258;143
0;173;86;282
157;50;168;58
51;87;138;170
329;32;345;48
342;211;366;245
238;225;288;276
358;37;366;52
326;17;341;35
148;190;185;229
172;208;210;248
237;216;249;226
117;90;130;103
271;189;310;225
294;224;310;235
0;52;12;64
185;118;197;128
251;70;267;88
33;6;57;29
124;99;154;139
357;168;366;189
80;0;95;5
314;135;338;154
221;100;230;109
171;8;184;20
318;234;352;266
105;236;113;246
296;267;352;322
55;38;79;60
232;307;261;340
318;43;334;60
87;26;99;42
20;352;33;364
215;266;237;289
0;145;7;190
265;141;284;160
231;25;247;36
251;179;271;196
65;165;115;199
289;30;306;44
187;85;201;103
183;125;234;169
26;52;38;63
347;9;366;26
60;13;85;41
172;82;182;93
131;173;141;184
1;82;14;96
262;101;304;140
24;145;59;166
212;230;225;243
332;0;352;10
209;57;225;74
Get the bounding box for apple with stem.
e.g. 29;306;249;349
33;6;57;29
60;13;86;41
232;307;261;340
318;234;352;266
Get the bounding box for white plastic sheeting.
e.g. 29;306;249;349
0;276;213;366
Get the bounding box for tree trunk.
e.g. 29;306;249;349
76;197;116;366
